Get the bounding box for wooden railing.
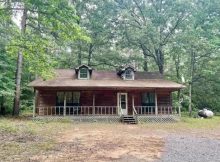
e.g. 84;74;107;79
36;106;118;116
134;106;174;115
132;106;138;115
36;106;175;117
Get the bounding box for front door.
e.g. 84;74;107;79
118;93;128;115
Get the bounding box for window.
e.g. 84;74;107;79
142;92;155;106
66;92;73;105
72;92;80;104
120;94;127;109
124;69;134;80
56;92;64;106
56;92;80;106
79;67;89;79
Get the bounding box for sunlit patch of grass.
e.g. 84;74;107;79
0;118;18;133
180;116;220;129
138;116;220;131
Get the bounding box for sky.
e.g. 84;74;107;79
11;3;22;29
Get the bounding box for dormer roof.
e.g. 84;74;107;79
75;64;93;73
117;65;136;75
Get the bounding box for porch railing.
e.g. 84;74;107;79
36;106;118;116
134;106;174;115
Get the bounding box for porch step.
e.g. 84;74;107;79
121;115;138;124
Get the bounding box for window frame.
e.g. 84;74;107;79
141;92;155;106
124;69;134;80
78;67;90;79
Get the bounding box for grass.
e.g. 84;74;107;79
0;117;73;161
0;116;220;161
139;116;220;132
181;116;220;128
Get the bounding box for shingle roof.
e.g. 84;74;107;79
28;69;185;89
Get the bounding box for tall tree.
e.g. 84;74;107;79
1;0;89;115
13;5;27;116
115;0;191;73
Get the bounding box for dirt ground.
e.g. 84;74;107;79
30;124;164;162
1;117;220;162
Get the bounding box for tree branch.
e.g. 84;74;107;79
133;0;146;24
161;13;188;46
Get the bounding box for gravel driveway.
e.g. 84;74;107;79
157;135;220;162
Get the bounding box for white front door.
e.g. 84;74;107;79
118;93;128;115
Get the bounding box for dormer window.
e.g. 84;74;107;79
75;64;93;80
79;67;89;79
117;65;136;80
124;69;134;80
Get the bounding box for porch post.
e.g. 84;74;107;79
63;92;66;116
155;91;158;115
93;94;95;115
117;93;120;115
132;95;135;115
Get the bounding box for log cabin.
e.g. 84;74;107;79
29;65;185;123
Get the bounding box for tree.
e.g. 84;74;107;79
168;0;220;115
0;1;16;115
114;0;191;74
1;0;89;116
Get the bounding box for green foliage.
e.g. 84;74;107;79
0;0;89;114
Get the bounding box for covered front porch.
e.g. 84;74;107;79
33;88;180;118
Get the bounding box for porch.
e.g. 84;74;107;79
33;89;181;120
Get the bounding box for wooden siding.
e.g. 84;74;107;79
37;90;56;115
157;91;172;114
80;91;93;106
95;91;117;106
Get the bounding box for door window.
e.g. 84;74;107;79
120;94;126;109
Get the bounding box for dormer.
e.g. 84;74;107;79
117;65;136;80
75;64;93;80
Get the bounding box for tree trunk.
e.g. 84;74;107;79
77;41;82;66
188;48;195;117
13;7;27;116
13;52;23;116
155;47;164;74
140;44;148;72
143;56;148;72
174;53;181;80
0;96;5;115
88;43;93;66
188;82;192;117
143;48;148;72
